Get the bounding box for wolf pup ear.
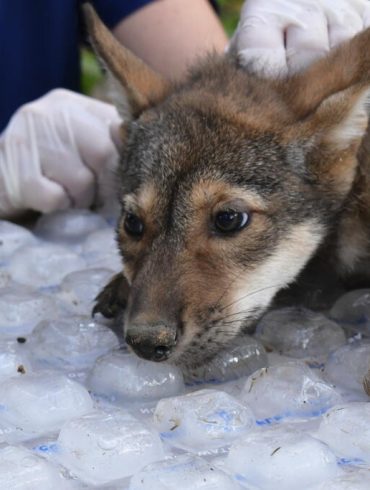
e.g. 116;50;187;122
83;3;170;120
281;28;370;193
284;28;370;152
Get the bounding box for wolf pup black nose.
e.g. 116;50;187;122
125;321;178;361
85;4;370;381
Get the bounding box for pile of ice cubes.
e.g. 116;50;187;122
0;209;370;489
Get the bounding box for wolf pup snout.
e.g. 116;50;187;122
125;322;178;362
85;5;370;379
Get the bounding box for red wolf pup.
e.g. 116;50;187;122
85;5;370;391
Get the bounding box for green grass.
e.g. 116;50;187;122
219;0;243;36
80;47;104;96
81;0;243;95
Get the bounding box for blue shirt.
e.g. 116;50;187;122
0;0;156;132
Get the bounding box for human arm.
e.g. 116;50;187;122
112;0;228;80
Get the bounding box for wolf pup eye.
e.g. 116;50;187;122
214;210;249;233
124;213;144;237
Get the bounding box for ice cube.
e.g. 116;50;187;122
0;270;11;288
0;339;32;381
88;351;184;402
308;469;370;490
8;243;86;287
255;307;346;359
34;209;108;243
59;268;114;314
184;335;267;384
29;317;119;370
0;372;93;442
83;228;122;270
56;409;164;486
324;341;370;395
226;426;339;490
0;446;74;490
330;289;370;335
60;269;114;315
316;402;370;463
241;361;341;423
0;220;37;262
153;389;255;451
0;286;56;337
128;454;241;490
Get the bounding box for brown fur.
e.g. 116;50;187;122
84;5;370;384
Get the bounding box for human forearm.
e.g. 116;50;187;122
112;0;228;80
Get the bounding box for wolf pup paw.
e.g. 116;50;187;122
92;273;130;319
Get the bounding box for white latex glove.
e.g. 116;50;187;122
0;89;121;219
230;0;370;76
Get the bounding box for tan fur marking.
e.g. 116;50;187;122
231;220;325;312
172;220;325;361
326;90;370;150
122;183;158;215
176;89;294;135
336;206;370;272
118;183;161;284
190;180;268;213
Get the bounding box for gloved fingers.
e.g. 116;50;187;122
74;118;119;176
285;5;329;72
232;0;370;78
231;0;334;76
323;0;364;47
230;0;289;74
0;89;121;217
236;40;287;77
109;121;125;152
21;107;94;208
364;2;370;27
20;174;71;214
40;152;96;209
95;156;120;209
24;103;98;208
77;101;120;176
41;89;120;123
234;20;287;75
1;132;72;214
92;122;122;209
84;97;121;124
328;22;363;48
45;99;120;178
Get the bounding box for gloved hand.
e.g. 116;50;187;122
0;89;121;219
230;0;370;76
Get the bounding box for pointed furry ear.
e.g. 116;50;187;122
321;87;370;151
83;3;170;120
303;85;370;152
280;28;370;195
281;28;370;155
287;85;370;196
282;28;370;119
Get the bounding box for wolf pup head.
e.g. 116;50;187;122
85;4;370;369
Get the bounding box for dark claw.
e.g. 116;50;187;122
92;273;130;319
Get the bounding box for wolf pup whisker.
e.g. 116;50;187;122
84;5;370;387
